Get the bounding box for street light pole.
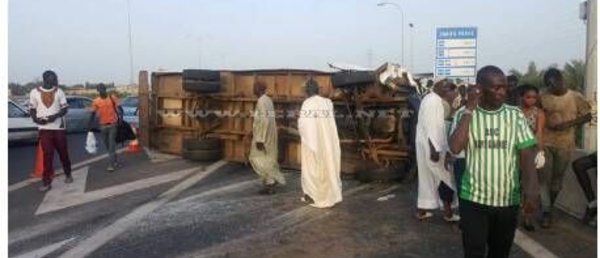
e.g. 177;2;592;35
127;0;134;85
377;2;405;68
409;23;414;72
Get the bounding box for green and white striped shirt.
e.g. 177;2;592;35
450;105;536;207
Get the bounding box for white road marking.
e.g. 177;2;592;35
58;160;228;258
8;147;127;193
514;230;560;258
36;165;199;215
12;237;75;258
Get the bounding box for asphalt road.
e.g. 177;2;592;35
8;132;113;185
7;135;597;258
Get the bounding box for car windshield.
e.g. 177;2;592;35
9;102;28;118
121;97;139;107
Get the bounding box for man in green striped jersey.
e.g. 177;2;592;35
449;66;538;258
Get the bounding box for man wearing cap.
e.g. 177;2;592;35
298;79;342;208
415;79;460;222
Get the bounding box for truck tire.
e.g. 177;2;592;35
183;81;221;93
182;69;220;81
182;149;222;162
331;71;376;88
183;138;222;151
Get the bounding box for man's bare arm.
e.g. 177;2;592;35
520;147;539;209
449;113;472;154
449;85;480;154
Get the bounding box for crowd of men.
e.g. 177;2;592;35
415;65;594;257
30;66;595;258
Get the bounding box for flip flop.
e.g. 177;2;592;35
416;211;434;220
443;214;461;223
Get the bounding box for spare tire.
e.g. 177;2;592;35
183;81;221;93
331;71;376;88
182;69;220;81
182;149;222;162
183;138;223;151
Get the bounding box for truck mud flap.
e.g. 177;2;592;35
183;81;221;93
182;69;220;81
183;138;223;150
331;71;376;88
182;149;223;162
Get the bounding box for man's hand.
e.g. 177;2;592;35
256;142;266;152
46;114;59;123
35;118;48;125
534;151;546;169
466;85;482;111
429;140;440;162
444;152;453;171
550;122;571;131
523;195;539;216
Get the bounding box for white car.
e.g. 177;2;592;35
8;100;38;143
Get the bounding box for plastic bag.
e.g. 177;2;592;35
85;131;97;154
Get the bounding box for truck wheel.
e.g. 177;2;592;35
182;149;222;162
182;69;220;81
331;71;376;88
183;138;223;151
183;81;221;93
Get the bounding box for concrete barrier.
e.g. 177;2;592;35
554;149;597;219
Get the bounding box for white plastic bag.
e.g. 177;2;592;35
85;131;97;154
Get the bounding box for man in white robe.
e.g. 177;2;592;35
249;82;286;195
298;79;342;208
416;79;460;222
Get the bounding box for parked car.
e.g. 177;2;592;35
8;100;38;143
65;96;97;133
121;96;139;127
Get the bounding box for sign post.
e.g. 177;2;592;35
435;27;478;82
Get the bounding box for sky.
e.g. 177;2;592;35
8;0;588;85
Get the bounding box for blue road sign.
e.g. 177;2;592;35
435;27;477;78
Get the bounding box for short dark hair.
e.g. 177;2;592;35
434;79;457;91
476;66;505;87
519;84;539;96
42;70;57;83
543;68;562;85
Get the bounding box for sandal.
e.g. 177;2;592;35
443;214;461;223
416;211;434;220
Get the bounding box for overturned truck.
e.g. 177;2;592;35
138;64;420;181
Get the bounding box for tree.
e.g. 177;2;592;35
562;60;585;94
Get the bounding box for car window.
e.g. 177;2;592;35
122;97;139;107
80;99;92;108
67;98;82;109
9;102;27;118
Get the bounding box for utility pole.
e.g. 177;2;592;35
409;23;414;72
127;0;134;86
582;0;597;150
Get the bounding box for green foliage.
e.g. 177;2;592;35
562;60;586;93
509;60;585;94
